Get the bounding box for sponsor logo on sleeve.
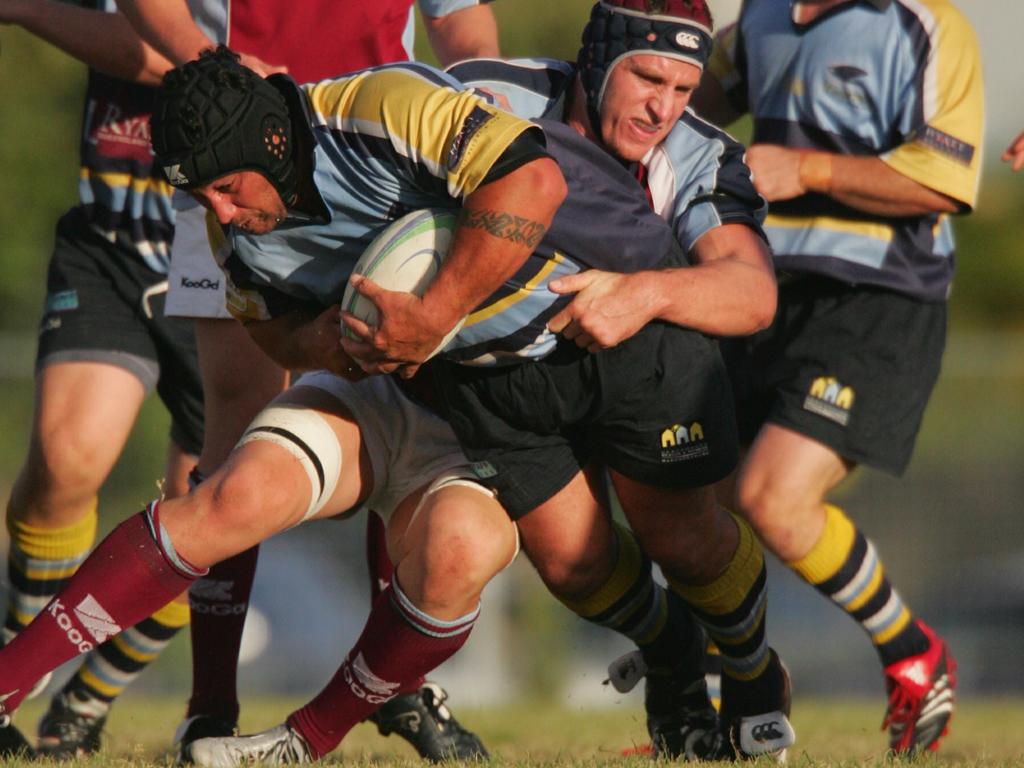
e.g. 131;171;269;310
919;125;975;166
447;106;496;172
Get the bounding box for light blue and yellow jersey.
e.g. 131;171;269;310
449;57;767;255
75;0;175;274
711;0;984;300
219;62;680;365
221;63;532;318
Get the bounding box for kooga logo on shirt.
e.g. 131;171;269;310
181;276;221;290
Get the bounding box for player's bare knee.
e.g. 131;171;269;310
28;434;108;500
735;472;816;557
203;459;303;535
628;496;717;567
419;506;512;599
526;542;612;601
735;468;790;532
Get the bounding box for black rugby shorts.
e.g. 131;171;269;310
433;322;739;518
36;208;204;456
722;275;945;476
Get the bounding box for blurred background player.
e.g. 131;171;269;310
692;0;983;754
115;0;500;761
0;0;195;757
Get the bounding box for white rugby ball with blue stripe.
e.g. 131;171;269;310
342;208;465;359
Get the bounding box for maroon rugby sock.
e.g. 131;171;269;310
187;545;260;722
287;580;477;757
364;513;426;693
0;507;200;715
365;511;394;601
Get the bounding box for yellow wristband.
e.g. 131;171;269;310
799;152;834;194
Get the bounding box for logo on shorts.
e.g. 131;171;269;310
44;289;79;313
471;461;498;479
803;376;854;426
660;422;709;463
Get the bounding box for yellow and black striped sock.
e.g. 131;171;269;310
704;640;723;712
3;505;97;643
789;504;928;667
66;597;191;708
667;514;775;713
556;521;702;672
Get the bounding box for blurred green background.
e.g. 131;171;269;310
0;0;1021;705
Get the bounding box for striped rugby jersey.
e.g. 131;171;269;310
76;0;175;274
217;63;680;365
710;0;984;300
449;57;768;256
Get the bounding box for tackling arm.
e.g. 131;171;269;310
547;223;776;350
245;307;363;379
1;0;171;83
423;3;500;65
115;0;285;73
114;0;210;65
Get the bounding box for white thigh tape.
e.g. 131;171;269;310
237;406;342;521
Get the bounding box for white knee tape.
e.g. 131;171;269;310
237;405;342;522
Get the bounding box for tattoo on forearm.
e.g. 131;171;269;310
459;208;547;248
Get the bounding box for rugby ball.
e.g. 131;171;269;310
341;208;466;359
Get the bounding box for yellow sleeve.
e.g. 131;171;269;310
305;67;538;199
882;1;984;210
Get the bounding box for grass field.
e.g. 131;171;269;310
7;696;1024;767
